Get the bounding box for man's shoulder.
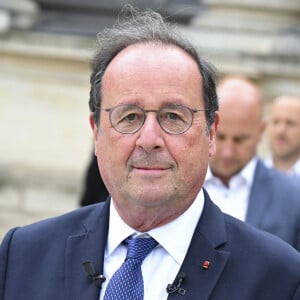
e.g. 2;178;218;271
255;160;300;192
1;202;107;245
223;212;300;265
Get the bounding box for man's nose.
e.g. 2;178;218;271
135;113;165;152
220;140;235;157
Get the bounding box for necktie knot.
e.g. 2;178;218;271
126;236;158;261
103;235;158;300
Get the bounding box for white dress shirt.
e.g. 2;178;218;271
99;190;205;300
204;157;257;221
264;156;300;177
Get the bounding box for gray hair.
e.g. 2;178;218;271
89;5;218;132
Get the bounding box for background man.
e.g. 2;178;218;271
265;95;300;176
204;75;300;251
1;7;300;300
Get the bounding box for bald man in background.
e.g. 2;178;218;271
265;96;300;176
204;75;300;251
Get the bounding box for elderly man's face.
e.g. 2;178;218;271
90;43;218;229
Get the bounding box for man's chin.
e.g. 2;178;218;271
131;189;173;206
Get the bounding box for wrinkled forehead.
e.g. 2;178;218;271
101;43;204;108
104;42;201;78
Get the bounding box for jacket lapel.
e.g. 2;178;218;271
168;190;230;300
246;160;272;227
64;200;110;300
63;192;230;300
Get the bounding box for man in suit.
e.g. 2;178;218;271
265;95;300;176
1;6;300;300
204;76;300;251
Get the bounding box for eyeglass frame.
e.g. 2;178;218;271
96;103;208;135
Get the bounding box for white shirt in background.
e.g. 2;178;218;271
204;157;257;221
264;156;300;177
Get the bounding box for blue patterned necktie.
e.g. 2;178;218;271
103;236;158;300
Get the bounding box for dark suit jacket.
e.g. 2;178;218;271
246;160;300;250
1;191;300;300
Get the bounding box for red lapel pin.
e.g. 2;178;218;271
202;260;210;269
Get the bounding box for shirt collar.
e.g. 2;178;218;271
105;201;136;259
291;159;300;175
264;156;273;168
265;156;300;176
205;156;258;187
239;156;258;187
106;190;205;265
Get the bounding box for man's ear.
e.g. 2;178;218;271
258;119;267;143
89;113;98;142
208;112;219;157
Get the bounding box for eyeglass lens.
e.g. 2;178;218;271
109;104;194;134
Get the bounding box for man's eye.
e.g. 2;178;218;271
125;113;138;121
167;112;180;120
216;134;225;141
162;110;186;122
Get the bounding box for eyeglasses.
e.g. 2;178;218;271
99;104;207;135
